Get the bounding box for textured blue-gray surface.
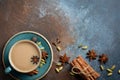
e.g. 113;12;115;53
58;0;120;80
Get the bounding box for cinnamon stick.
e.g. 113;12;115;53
77;56;100;79
72;59;91;80
76;58;94;80
77;56;97;79
70;56;100;80
81;56;100;79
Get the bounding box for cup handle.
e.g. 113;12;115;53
5;66;12;74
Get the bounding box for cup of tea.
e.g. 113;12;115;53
5;40;41;74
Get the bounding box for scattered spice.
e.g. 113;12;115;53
28;69;38;76
31;56;40;64
98;54;108;64
31;36;48;68
39;46;45;50
111;65;116;70
107;69;113;73
40;63;43;67
107;72;112;76
56;46;62;51
56;38;61;44
41;61;46;64
105;65;117;77
59;53;70;64
52;42;62;51
58;66;63;71
78;44;88;50
78;44;83;48
41;59;45;62
81;46;88;50
56;62;62;66
55;66;63;73
36;42;45;50
36;42;41;46
39;59;46;68
69;72;75;76
52;38;62;52
55;62;63;73
31;37;37;43
31;37;45;50
118;70;120;74
42;51;48;60
100;65;104;71
55;68;60;73
86;49;97;61
52;42;57;47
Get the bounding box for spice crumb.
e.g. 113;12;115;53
111;65;116;70
100;65;104;71
31;37;37;43
107;73;112;76
56;46;62;51
36;42;41;46
55;68;60;73
107;69;113;73
58;66;63;71
56;62;62;66
81;46;88;50
69;72;75;76
118;70;120;74
78;44;83;48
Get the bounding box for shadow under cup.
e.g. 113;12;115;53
5;40;41;74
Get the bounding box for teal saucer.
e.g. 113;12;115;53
2;31;53;80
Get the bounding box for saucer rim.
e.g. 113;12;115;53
2;31;53;80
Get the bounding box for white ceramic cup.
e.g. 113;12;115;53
5;40;41;74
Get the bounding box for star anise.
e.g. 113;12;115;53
87;49;97;61
31;56;40;64
42;51;48;60
59;53;70;64
28;69;38;76
98;54;108;64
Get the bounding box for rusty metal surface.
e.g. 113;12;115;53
0;0;120;80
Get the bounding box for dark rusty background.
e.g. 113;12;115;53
0;0;120;80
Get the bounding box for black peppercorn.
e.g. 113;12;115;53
32;37;37;43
